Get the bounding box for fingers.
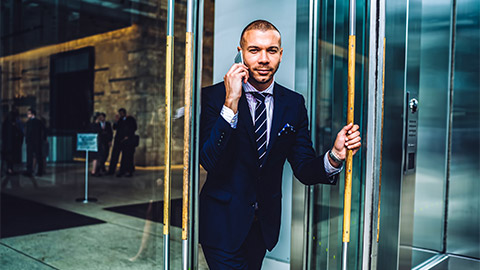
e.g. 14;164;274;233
343;123;361;150
243;70;249;84
345;136;361;147
224;63;249;88
226;63;248;77
346;130;360;141
340;123;353;135
347;123;359;134
348;141;361;150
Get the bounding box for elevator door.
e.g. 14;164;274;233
413;0;480;268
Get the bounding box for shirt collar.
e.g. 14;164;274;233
243;80;274;96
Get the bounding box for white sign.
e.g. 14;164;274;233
77;133;98;152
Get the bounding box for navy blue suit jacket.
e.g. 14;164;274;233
199;82;338;252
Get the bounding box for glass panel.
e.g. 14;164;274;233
311;0;369;268
0;0;214;269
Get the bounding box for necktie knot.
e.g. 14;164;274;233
250;92;270;103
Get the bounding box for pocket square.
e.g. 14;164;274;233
278;123;296;137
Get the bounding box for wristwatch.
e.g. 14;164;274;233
329;150;344;164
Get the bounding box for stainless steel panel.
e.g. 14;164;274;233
399;0;422;267
377;0;408;268
413;0;453;252
411;247;439;268
446;0;480;259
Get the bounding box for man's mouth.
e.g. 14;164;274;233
256;69;271;75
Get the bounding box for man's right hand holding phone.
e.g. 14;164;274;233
224;62;248;114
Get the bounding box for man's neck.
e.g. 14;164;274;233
246;80;274;92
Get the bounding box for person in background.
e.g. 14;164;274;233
1;108;24;176
107;108;137;177
90;113;101;176
97;112;113;174
91;112;113;176
24;108;46;177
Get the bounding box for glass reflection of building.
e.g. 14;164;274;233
0;0;214;165
0;1;213;269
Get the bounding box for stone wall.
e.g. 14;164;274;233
0;1;214;166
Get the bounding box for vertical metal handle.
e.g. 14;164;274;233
182;0;194;269
164;0;175;269
342;0;356;269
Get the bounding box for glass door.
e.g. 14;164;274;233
309;0;370;268
0;0;197;269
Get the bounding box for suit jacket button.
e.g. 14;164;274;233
217;143;221;146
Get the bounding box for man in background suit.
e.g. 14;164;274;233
199;20;361;269
108;108;137;177
97;113;113;174
24;108;46;177
90;112;113;176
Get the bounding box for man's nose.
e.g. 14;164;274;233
258;50;269;64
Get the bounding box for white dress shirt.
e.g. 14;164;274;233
220;81;342;176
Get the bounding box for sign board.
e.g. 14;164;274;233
77;133;98;152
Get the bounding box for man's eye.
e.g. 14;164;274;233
249;49;258;53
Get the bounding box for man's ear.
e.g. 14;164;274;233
237;46;241;52
279;48;284;62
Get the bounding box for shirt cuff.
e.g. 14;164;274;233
221;105;238;129
324;151;343;177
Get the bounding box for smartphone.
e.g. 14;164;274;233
234;51;243;64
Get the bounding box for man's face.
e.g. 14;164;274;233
119;111;126;118
98;115;105;122
240;29;283;90
27;111;33;119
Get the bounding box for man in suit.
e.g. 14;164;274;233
2;109;24;176
108;108;137;177
98;113;113;173
24;108;46;177
90;112;113;176
199;20;361;269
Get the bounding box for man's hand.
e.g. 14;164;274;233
329;123;361;168
224;63;249;113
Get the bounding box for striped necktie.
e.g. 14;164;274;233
251;92;269;167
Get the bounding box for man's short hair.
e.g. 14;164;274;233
240;20;281;48
28;108;36;116
118;108;127;114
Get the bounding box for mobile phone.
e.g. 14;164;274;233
234;51;243;64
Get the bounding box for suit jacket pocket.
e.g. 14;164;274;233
204;188;232;203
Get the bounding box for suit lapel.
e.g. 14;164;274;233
263;83;289;166
238;89;256;150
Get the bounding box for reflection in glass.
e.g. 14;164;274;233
0;0;213;269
